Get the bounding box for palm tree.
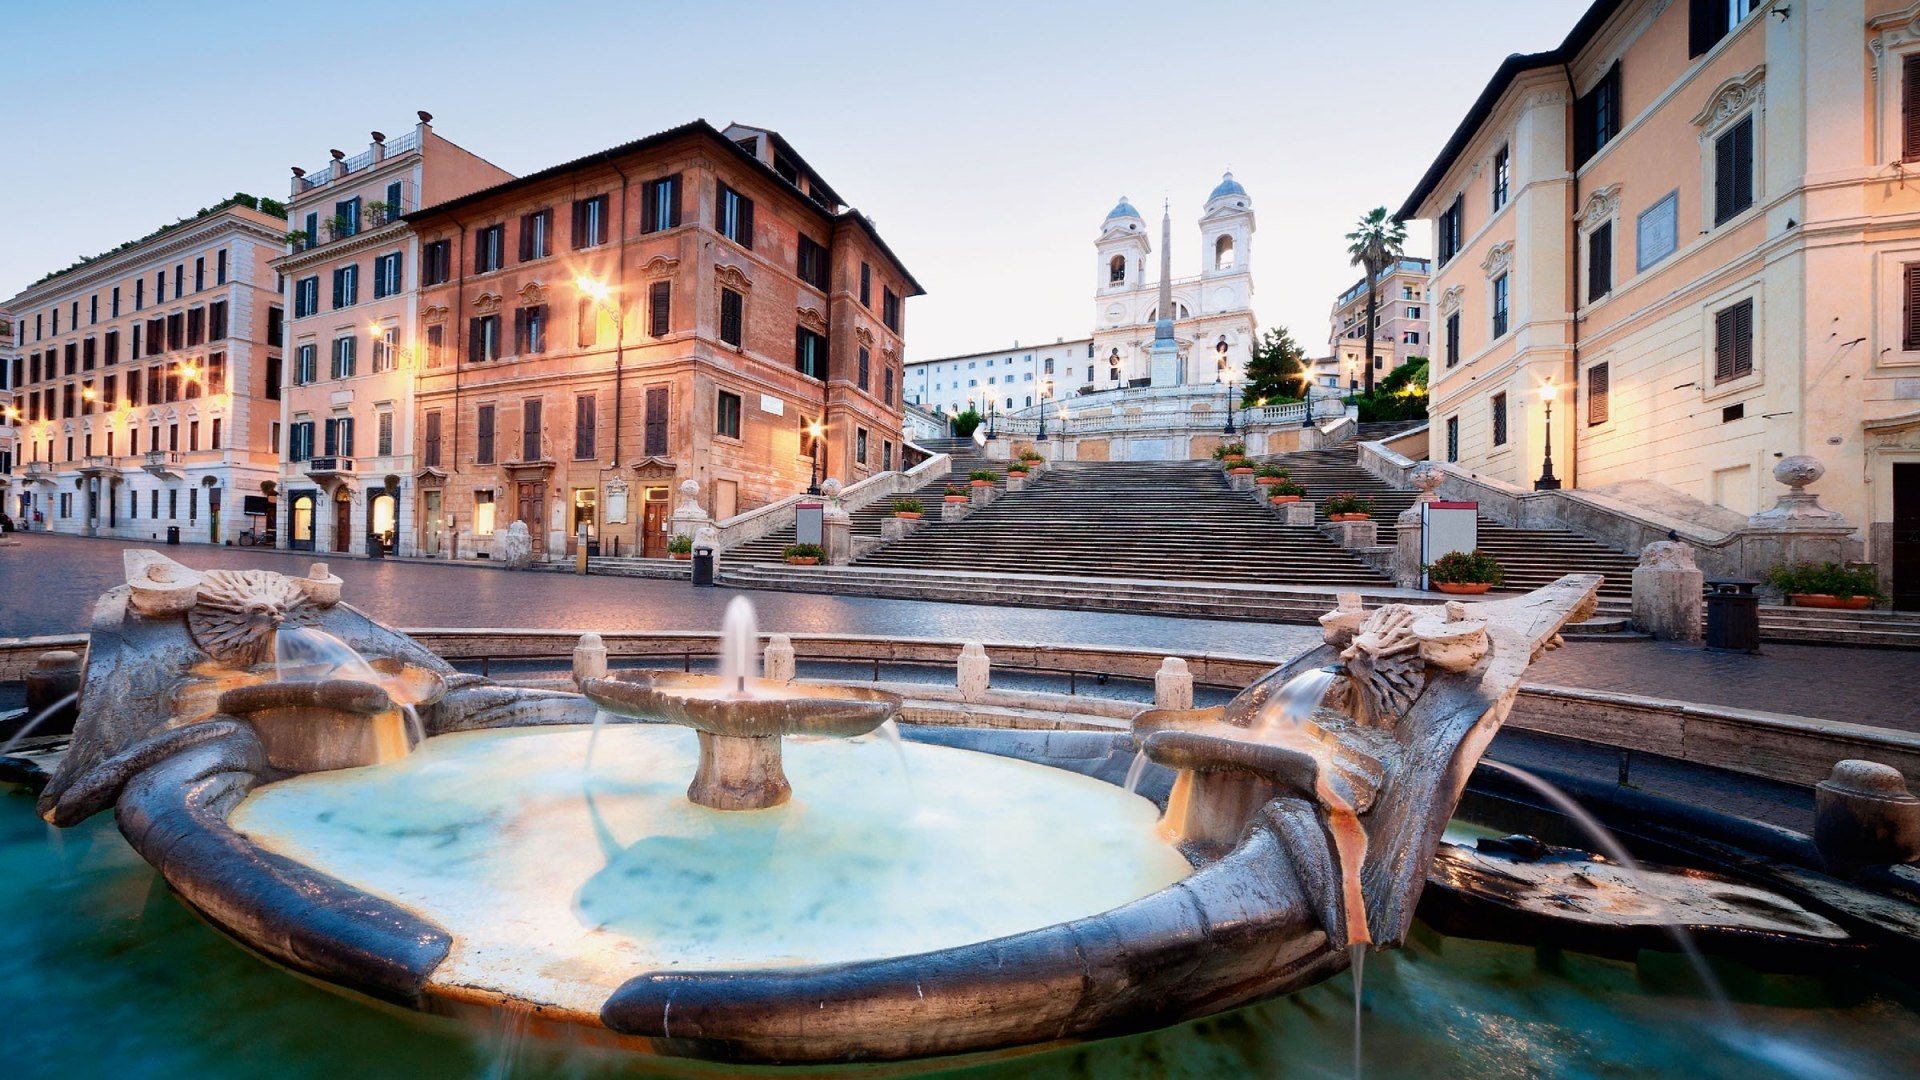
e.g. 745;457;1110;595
1345;207;1407;398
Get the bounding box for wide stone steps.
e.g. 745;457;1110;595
725;453;1025;565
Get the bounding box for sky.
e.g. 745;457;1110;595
0;0;1586;361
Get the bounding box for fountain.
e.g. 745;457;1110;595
22;552;1905;1069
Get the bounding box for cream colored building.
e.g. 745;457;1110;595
5;197;286;541
1401;0;1920;608
1;311;17;501
272;114;510;556
1320;257;1431;391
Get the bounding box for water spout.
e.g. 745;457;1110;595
718;597;759;698
0;692;81;757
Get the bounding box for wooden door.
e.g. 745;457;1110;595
516;481;545;555
423;491;442;555
642;489;667;558
333;491;352;553
1895;463;1920;612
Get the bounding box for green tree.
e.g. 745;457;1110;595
1345;207;1408;398
1357;357;1429;422
950;408;983;439
1240;326;1307;406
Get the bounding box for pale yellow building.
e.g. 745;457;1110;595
1401;0;1920;609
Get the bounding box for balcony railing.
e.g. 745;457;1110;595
146;451;181;466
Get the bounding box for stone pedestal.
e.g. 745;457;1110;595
822;516;853;565
1007;473;1027;492
763;634;796;683
1332;519;1377;549
1155;657;1193;710
1631;541;1704;642
572;633;608;688
498;521;533;569
881;516;923;541
1738;455;1862;576
1228;472;1254;492
669;478;711;540
957;642;990;701
970;484;995;507
1281;501;1316;527
941;500;970;523
1394;463;1444;588
1814;760;1920;878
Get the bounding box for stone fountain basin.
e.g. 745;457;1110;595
213;659;446;774
580;672;900;739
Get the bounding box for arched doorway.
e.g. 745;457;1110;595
290;492;316;550
333;488;353;554
367;489;396;557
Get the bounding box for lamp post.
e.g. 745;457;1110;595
367;322;419;371
1534;379;1562;491
1036;378;1052;441
1346;357;1357;405
806;420;824;495
575;276;626;467
985;399;997;440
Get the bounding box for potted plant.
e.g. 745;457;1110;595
1425;549;1505;595
1213;441;1249;469
892;498;924;520
1268;479;1307;504
1324;492;1374;522
667;534;694;560
942;485;970;504
365;200;391;227
323;213;353;241
1006;461;1030;477
1763;561;1883;609
782;542;824;566
969;469;998;487
282;229;311;252
1019;449;1044;465
1254;464;1291;487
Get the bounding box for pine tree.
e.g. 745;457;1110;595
1240;326;1307;405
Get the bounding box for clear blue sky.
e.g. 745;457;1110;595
0;0;1585;360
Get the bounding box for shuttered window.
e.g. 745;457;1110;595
474;226;504;273
858;346;871;392
377;411;393;457
1574;63;1622;167
469;315;500;363
642;175;682;233
1491;392;1508;446
716;184;754;248
1491;274;1509;338
1587;362;1610;426
574;394;597;460
1437;196;1464;265
513;305;547;355
716;390;742;439
475;404;495;464
209;300;228;341
522;400;541;461
1903;264;1920;351
1446;416;1459;462
1587;222;1613;302
644;387;669;456
519;209;551;262
649;281;671;338
424;411;442;467
797;235;829;290
1714;298;1754;383
719;288;744;347
1713;114;1755;226
1444;310;1461;368
795;327;827;379
577;298;599;348
1906;54;1920;162
422;240;452;285
571;195;609;249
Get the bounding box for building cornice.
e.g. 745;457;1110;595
7;209;284;308
271;220;411;273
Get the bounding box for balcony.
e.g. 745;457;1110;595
144;450;184;480
23;461;56;485
304;456;356;484
79;455;117;478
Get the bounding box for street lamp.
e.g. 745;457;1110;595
367;322;417;369
806;420;824;495
985;399;998;440
1534;379;1562;491
575;275;626;467
1036;378;1053;441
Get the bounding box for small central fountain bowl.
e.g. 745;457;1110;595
582;672;902;811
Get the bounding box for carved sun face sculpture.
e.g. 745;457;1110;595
187;570;320;668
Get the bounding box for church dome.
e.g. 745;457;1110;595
1209;172;1247;201
1105;197;1143;222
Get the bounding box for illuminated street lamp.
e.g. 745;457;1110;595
1036;378;1054;441
575;274;627;466
807;420;824;495
1534;379;1562;491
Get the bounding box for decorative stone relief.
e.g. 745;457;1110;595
1336;602;1491;727
187;570;323;667
1440;285;1465;314
796;306;827;333
1691;64;1766;138
1481;241;1514;280
715;264;753;292
517;281;548;305
638;255;680;277
422;304;449;321
471;291;503;316
1748;455;1848;528
1575;184;1623;232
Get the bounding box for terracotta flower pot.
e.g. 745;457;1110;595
1007;470;1028;478
1228;467;1255;476
1221;457;1247;468
895;511;922;520
1329;512;1370;522
785;556;819;566
670;551;691;560
1433;581;1491;595
1255;476;1284;486
1269;495;1301;504
943;496;969;504
971;479;992;487
1788;593;1873;610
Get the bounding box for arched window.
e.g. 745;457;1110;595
1215;235;1235;270
1086;365;1094;382
1108;255;1126;284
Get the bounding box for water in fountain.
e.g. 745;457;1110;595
1351;942;1365;1080
582;709;614;775
0;692;80;757
1248;667;1369;947
869;717;916;803
717;596;758;698
1122;750;1152;796
272;625;421;747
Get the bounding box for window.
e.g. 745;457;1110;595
207;352;225;393
1904;263;1920;351
1491;143;1510;211
1713;114;1755;225
423;240;452;285
266;354;281;400
642;175;682;232
1574;63;1622;167
571;195;609;249
290;420;314;461
426;324;446;368
883;365;894;405
135;280;144;311
186;308;205;347
857;346;871;392
1587;221;1613;302
335;197;361;238
855;427;868;466
216;249;227;285
576;298;600;348
514;305;548;355
797;235;829;290
1714;298;1754;383
882;288;900;332
89;295;99;324
83;337;97;370
385;180;404;219
1587;362;1610;425
1446;416;1459;462
194;257;205;293
648;280;671;338
574;394;596;460
519;208;552;261
331;336;357;380
1402;331;1421;345
521;399;542;461
373;251;403;298
1437;196;1464;265
475;404;496;464
474;225;505;273
304;212;319;247
1109;255;1127;284
469;315;501;362
424;411;443;467
859;262;871;306
209;300;228;341
104;330;119;367
716;390;742;438
883;441;893;471
474;490;496;536
719;288;744;347
716;184;754;248
189;420;200;452
1491;392;1508;447
645;386;669;456
1491;274;1509;337
795;327;828;379
1690;0;1758;58
332;264;359;309
294;276;319;318
372;329;397;373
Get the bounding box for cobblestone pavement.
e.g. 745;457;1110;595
0;534;1322;658
1526;639;1920;733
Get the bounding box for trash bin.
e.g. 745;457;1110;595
367;535;386;558
692;546;715;587
166;526;181;546
1704;579;1760;653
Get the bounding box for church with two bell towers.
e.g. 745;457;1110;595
1090;174;1257;390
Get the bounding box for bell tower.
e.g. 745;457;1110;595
1199;173;1254;283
